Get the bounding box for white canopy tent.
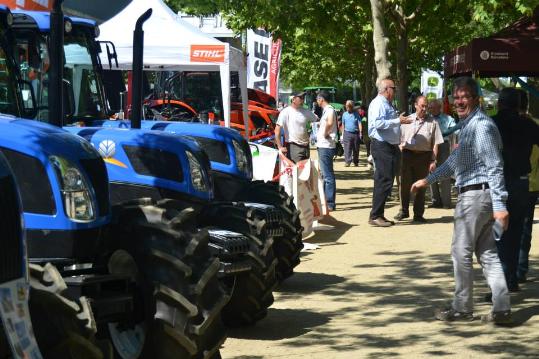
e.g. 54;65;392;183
97;0;248;133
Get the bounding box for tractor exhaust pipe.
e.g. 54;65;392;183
49;0;64;127
131;8;152;129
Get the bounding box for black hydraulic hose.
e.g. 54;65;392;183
49;0;64;127
131;8;152;129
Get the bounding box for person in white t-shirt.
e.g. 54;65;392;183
275;92;318;163
316;91;338;211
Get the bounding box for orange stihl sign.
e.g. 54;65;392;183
190;45;226;63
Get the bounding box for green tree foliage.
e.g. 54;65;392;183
167;0;539;103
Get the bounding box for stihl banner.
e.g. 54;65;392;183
190;45;226;63
247;29;282;99
4;0;51;10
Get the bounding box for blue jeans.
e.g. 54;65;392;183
317;147;336;210
518;192;538;280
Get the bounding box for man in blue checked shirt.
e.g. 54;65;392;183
412;77;511;325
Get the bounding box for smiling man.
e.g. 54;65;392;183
411;77;511;324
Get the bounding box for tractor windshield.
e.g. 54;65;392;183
153;71;224;118
0;34;22;117
13;27;108;123
63;31;108;122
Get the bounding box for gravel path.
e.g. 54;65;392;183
222;150;539;358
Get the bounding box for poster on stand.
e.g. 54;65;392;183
0;279;42;359
247;29;282;99
278;154;324;238
420;69;443;100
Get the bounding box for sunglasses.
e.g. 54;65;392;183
388;86;396;90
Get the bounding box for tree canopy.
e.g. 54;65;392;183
166;0;539;103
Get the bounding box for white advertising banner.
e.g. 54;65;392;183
421;69;444;100
249;143;278;182
247;29;281;99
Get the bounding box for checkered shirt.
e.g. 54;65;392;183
426;107;508;212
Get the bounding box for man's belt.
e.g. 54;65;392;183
286;142;310;148
458;183;489;194
403;149;432;154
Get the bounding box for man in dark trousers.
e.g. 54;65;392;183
492;87;539;292
367;78;412;227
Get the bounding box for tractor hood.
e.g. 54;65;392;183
0;115;110;231
88;120;252;180
63;126;213;202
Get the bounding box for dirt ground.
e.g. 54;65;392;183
221;149;539;358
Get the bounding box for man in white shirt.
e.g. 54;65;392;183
275;92;318;163
316;91;339;211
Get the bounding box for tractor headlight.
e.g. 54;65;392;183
186;151;208;192
50;156;96;222
232;139;252;177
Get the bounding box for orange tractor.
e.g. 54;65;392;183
138;71;277;146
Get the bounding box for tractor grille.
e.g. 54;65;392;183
207;229;250;255
192;137;231;165
0;174;24;283
266;227;284;238
1;148;55;215
80;158;110;216
123;145;183;182
244;202;283;226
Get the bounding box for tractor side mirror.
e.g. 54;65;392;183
98;41;119;70
62;79;75;120
18;80;37;119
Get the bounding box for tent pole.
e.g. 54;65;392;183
220;65;231;128
239;67;249;141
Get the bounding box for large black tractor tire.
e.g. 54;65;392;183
157;200;277;327
239;181;304;281
105;199;228;359
27;263;111;359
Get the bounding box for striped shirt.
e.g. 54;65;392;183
426;107;508;211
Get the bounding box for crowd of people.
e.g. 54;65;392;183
275;76;539;325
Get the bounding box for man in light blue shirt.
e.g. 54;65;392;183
428;100;456;208
367;78;411;227
412;77;511;324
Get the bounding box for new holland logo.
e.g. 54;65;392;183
97;140;128;168
98;140;116;158
190;45;225;63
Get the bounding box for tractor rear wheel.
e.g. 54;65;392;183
104;199;228;359
240;181;304;281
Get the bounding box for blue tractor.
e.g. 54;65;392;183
4;4;230;358
0;6;108;358
11;6;280;330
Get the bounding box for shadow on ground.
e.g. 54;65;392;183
303;218;353;244
233;252;539;356
227;308;331;340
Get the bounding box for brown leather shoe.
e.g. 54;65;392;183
368;217;393;227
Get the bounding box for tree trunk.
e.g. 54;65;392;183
370;0;392;86
362;45;374;105
393;6;409;113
